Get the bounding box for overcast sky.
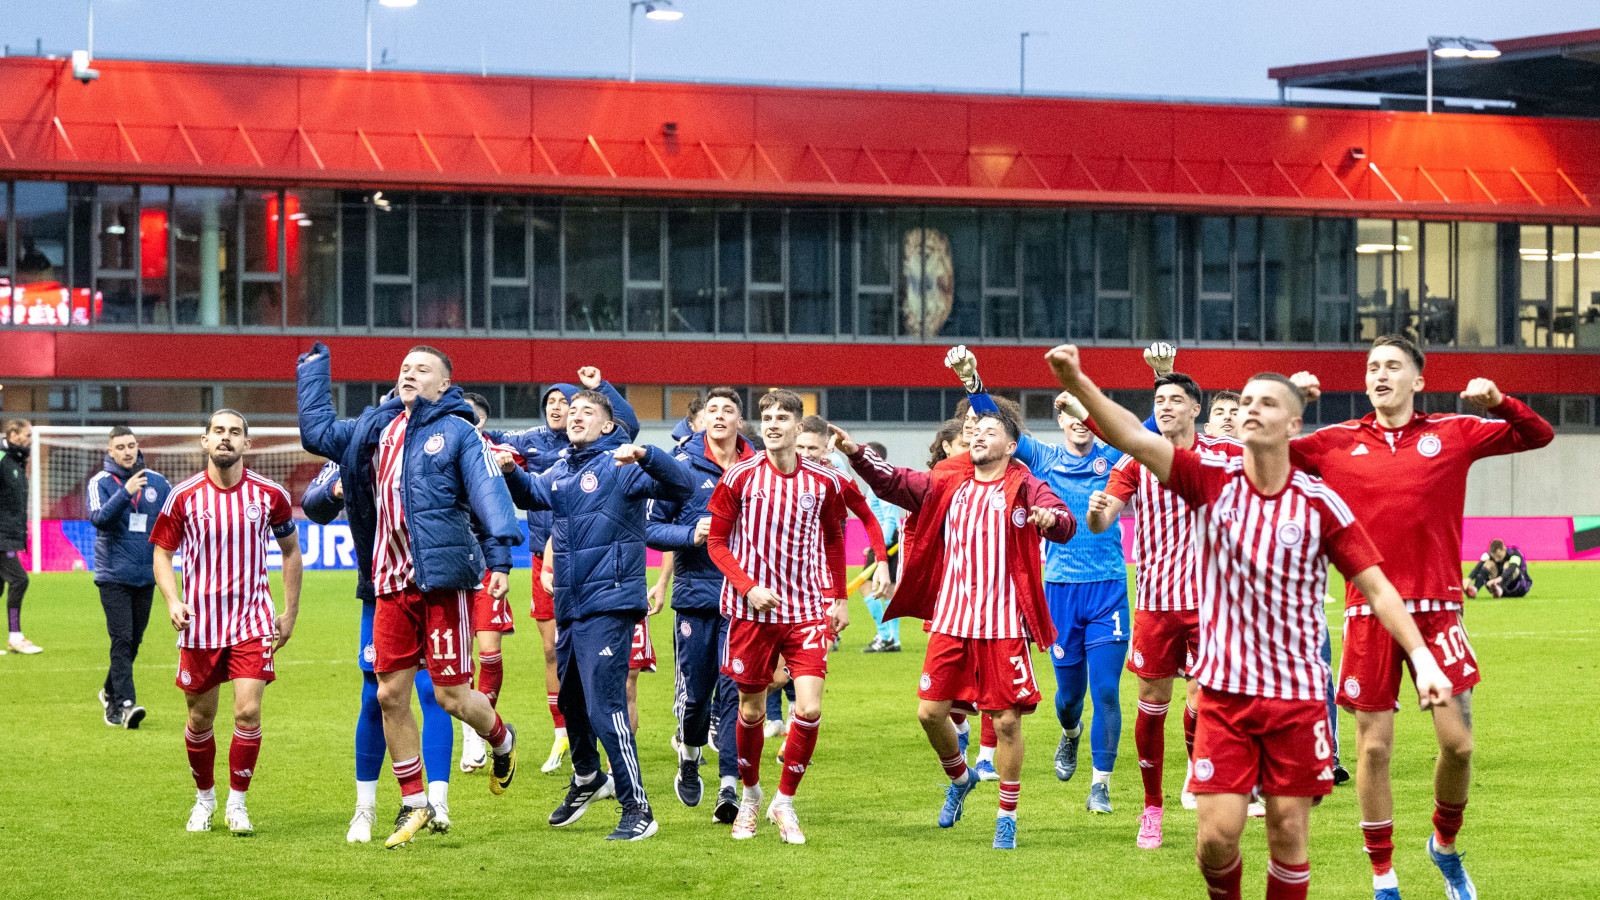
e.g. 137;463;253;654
3;1;1591;100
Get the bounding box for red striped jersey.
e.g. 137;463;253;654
150;469;294;650
708;453;848;624
930;478;1024;639
1106;434;1241;612
1166;448;1382;701
371;414;414;597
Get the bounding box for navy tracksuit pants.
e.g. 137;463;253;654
557;611;650;813
673;610;738;780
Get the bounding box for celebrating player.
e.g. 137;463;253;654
1049;344;1451;900
297;343;524;849
1289;335;1552;900
646;387;754;822
1206;391;1241;439
1086;366;1239;846
839;409;1074;850
796;415;893;602
501;388;693;842
706;390;850;845
945;345;1130;811
151;409;302;836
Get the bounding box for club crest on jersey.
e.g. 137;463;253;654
798;492;817;512
680;621;692;638
1093;457;1109;475
580;471;599;493
1276;520;1304;547
423;433;446;455
919;673;932;690
988;493;1006;511
1343;677;1361;699
144;487;158;502
244;503;262;521
1011;508;1027;528
1132;650;1145;669
1194;758;1215;782
731;658;746;675
1417;433;1442;458
1052;644;1065;660
179;669;192;686
363;644;376;664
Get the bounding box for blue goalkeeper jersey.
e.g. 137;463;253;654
1014;433;1126;584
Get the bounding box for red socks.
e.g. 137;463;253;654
392;755;425;797
777;713;820;796
736;713;765;787
1198;853;1243;900
228;726;262;792
1265;859;1310;900
1434;799;1466;846
949;711;968;727
939;750;969;783
980;713;997;749
998;780;1020;816
548;692;565;729
1183;701;1198;760
185;726;216;791
1136;700;1169;808
1361;819;1395;875
477;651;503;707
482;714;510;753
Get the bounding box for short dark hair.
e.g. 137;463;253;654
108;425;135;442
928;418;964;468
1210;390;1241;410
407;345;453;377
867;441;888;459
570;389;614;421
977;410;1022;442
205;408;250;435
684;395;706;420
705;386;742;413
1489;539;1506;555
1245;373;1305;414
1154;373;1203;408
1371;334;1425;372
3;418;30;436
758;389;804;419
799;414;830;437
462;392;492;423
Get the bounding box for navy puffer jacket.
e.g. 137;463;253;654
504;428;693;624
87;452;172;587
646;431;753;614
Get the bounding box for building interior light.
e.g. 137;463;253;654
1355;243;1414;254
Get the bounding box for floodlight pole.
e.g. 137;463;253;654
1019;32;1031;94
629;2;637;82
1426;36;1437;114
366;0;373;72
86;0;94;61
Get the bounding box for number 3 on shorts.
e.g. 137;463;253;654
1313;720;1331;760
1009;655;1029;685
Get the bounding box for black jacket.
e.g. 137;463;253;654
0;439;27;552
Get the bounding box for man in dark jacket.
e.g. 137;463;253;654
500;389;693;843
297;342;523;849
0;417;36;654
87;426;172;727
647;387;753;822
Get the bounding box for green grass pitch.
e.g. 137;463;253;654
1;564;1596;899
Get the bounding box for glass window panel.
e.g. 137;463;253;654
1577;227;1600;349
458;384;502;419
985;291;1019;338
14;182;68;288
69;183;93;290
416;202;465;330
223;385;298;415
1316;219;1353;343
667;209;714;333
1526;394;1560;424
372;200;409;277
921;208;979;338
750;210;783;285
1355;219;1394;342
1394;220;1419;337
788;211;832;335
1068;212;1094;338
1561;395;1592;427
627;210;662;283
868;388;904;421
984;212;1017;288
240;190;276;275
1096;212;1131;339
138;186;172;326
1021;211;1065;339
1262;217;1314;343
1553;226;1576;348
859;210;893;286
626;288;664;333
374;283;411;328
1519;225;1550;347
1199;217;1231;295
532;208;560;330
96;277;137;326
907;388;943;422
717;212;745;333
564;207;623;332
1456;221;1497;346
1235;217;1259;341
492;285;529;331
1024;391;1057;421
749;290;784;334
286;190;338;329
341;383;375;418
1133;214;1176;341
505;384;543;420
628;385;665;421
492;204;526;279
96;184;138;273
241;280;283;328
339;194;367;328
1420;221;1454;346
668;388;702;420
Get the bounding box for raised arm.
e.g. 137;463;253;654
831;425;934;513
301;462;345;525
1046;345;1175;482
578;366;641;440
619;444;694;503
1462;382;1554;458
295;342;359;460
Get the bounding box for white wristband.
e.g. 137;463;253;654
1409;646;1437;672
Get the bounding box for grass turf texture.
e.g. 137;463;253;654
2;565;1596;899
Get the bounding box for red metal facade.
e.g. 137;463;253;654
1;57;1598;220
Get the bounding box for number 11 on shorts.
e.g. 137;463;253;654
429;628;456;661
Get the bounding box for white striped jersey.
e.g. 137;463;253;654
1106;434;1241;613
708;454;848;624
150;469;294;650
931;478;1023;640
1166;448;1382;701
372;413;414;597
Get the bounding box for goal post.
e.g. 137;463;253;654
27;425;322;574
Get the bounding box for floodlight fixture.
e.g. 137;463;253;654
1426;36;1501;113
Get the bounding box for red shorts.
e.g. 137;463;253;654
722;618;830;693
1337;609;1480;712
1127;608;1199;679
920;632;1040;714
529;569;555;621
631;619;657;673
373;586;474;686
1188;689;1334;797
472;587;515;634
176;636;277;695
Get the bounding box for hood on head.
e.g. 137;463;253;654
546;383;580;405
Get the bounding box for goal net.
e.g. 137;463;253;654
28;426;326;573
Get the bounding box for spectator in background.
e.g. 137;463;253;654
1;415;38;654
88;426;173;727
1465;540;1531;598
860;441;903;653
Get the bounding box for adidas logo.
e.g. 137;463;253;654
599;646;614;657
737;757;750;767
233;768;253;779
702;479;715;489
1138;760;1154;768
1351;445;1369;456
1316;766;1335;781
1462;663;1475;676
441;666;456;676
786;764;806;774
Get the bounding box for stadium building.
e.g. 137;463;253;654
2;31;1598;565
